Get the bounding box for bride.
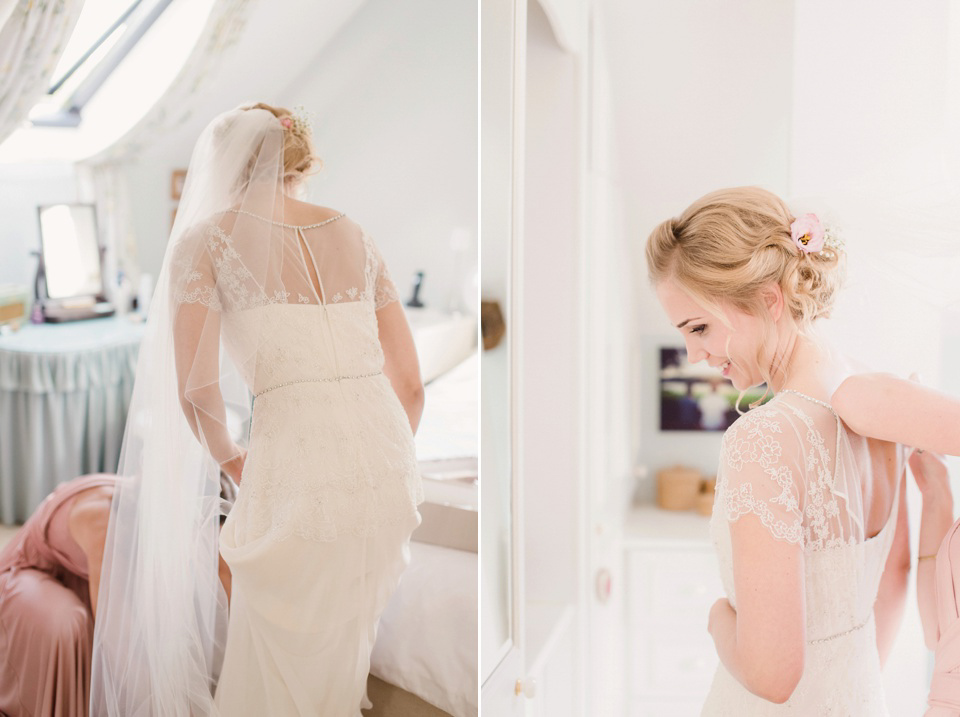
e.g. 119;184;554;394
90;103;424;715
646;186;960;714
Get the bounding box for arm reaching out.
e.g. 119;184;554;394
911;449;955;649
873;471;910;664
833;374;960;456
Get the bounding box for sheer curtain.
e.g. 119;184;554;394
0;0;84;146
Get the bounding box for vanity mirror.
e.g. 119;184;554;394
36;203;114;321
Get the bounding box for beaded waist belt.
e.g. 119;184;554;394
807;616;870;645
254;371;383;398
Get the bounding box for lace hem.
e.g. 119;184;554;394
716;486;804;544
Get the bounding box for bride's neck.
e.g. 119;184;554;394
770;328;836;395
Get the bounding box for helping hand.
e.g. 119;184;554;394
909;448;950;503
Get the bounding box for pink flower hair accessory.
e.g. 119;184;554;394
790;213;826;253
280;117;293;129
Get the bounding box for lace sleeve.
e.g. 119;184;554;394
716;407;805;545
362;233;400;310
171;224;221;312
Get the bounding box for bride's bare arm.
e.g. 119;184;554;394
377;301;425;434
709;515;806;704
873;473;910;664
832;374;960;456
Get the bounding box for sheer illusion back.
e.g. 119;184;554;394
702;390;905;716
174;208;398;313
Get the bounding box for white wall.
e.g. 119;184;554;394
599;0;795;490
0;163;80;289
787;6;957;712
117;0;476;313
288;0;478;312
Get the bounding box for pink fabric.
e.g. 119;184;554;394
927;517;960;716
0;474;115;717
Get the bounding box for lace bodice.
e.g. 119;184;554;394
174;213;399;314
703;390;904;715
169;209;421;544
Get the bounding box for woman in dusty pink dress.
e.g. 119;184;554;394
911;449;960;716
0;473;115;717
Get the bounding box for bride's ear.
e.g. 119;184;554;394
760;282;785;321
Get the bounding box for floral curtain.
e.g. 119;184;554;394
0;0;84;147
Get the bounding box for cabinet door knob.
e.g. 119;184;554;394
515;677;537;698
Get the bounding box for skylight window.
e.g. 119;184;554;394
48;0;138;92
29;0;172;128
0;0;215;161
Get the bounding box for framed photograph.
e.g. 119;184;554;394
659;347;770;431
171;169;187;200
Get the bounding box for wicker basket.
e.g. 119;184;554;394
656;465;702;511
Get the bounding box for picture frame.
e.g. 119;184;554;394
171;169;187;200
659;347;769;431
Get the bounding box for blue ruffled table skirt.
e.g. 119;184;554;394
0;316;144;524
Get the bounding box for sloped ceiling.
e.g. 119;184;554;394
0;0;368;162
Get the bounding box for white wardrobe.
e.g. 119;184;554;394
480;0;633;714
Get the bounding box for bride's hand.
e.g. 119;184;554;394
908;449;951;504
221;447;247;485
707;597;735;637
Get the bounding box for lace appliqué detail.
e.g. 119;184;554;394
360;231;400;310
229;375;423;544
779;401;855;550
717;408;803;545
174;224;289;312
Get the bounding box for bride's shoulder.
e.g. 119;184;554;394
284;199;348;225
723;398;786;441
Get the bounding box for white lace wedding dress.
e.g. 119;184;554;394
177;210;423;715
701;390;904;716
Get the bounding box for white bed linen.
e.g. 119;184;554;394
415;351;478;509
370;541;478;717
415;352;478;464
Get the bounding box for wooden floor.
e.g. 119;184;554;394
362;676;452;717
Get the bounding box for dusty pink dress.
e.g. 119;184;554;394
928;517;960;716
0;474;115;717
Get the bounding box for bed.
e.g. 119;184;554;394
366;350;478;717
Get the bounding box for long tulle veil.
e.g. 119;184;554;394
90;106;291;716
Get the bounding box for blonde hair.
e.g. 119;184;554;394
245;102;321;184
645;186;846;398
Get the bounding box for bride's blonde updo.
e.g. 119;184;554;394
645;186;845;329
244;102;322;184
